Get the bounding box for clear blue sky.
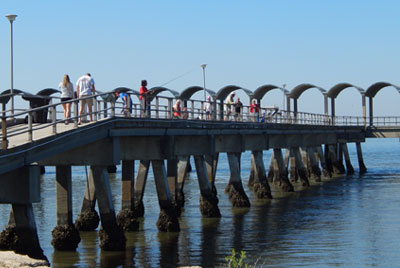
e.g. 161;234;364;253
1;0;399;116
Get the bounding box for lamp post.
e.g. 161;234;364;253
201;64;207;102
6;14;17;116
282;83;286;110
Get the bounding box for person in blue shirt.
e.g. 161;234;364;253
115;91;132;117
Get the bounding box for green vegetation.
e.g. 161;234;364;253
224;249;260;268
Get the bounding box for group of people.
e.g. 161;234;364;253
224;92;260;122
59;77;261;123
59;74;154;124
114;80;153;117
58;73;95;125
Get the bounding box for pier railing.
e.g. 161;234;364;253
0;90;400;149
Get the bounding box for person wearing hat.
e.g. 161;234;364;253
115;90;132;117
224;92;235;120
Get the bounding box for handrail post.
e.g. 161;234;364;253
155;97;159;119
168;98;172;119
2;116;7;150
93;96;98;121
191;100;194;119
74;100;78;127
51;106;56;134
28;111;33;142
104;101;108;118
111;101;115;117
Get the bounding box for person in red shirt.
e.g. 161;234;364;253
139;80;151;117
250;99;260;122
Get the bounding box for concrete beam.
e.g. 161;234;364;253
215;135;244;153
0;165;40;204
38;138;120;166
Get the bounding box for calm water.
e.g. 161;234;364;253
1;138;400;267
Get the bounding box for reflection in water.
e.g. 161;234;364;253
157;232;179;268
0;139;400;267
200;218;221;268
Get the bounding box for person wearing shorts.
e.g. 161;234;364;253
58;74;74;124
76;73;95;124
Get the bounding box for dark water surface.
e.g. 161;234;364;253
1;138;400;267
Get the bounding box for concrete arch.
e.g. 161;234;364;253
216;85;254;101
326;83;366;123
288;83;326;99
365;81;400;98
149;86;180;98
0;89;27;105
327;83;365;99
365;82;400;125
179;86;217;101
253;84;289;100
287;83;327;115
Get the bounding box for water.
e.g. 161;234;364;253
1;138;400;267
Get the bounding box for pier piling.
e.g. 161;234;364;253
152;160;180;232
75;168;99;231
250;151;272;199
117;160;139;231
226;153;250;207
51;166;80;251
91;166;126;251
271;148;294;192
341;143;354;175
356;142;367;174
133;160;150;217
194;155;221;217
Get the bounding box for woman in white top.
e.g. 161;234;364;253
58;74;74;124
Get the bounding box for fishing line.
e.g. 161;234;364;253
160;67;197;87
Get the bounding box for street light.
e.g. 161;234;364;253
6;14;17;116
282;83;286;110
201;64;207;102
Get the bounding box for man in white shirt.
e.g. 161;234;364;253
76;73;95;124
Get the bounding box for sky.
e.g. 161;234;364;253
0;0;400;116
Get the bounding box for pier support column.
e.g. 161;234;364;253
167;159;181;216
356;142;367;174
91;166;126;251
226;153;250;207
326;145;343;176
194;155;221;217
117;160;139;231
271;148;294;192
133;160;150;217
152;160;180;232
250;151;272;199
292;147;310;187
306;147;322;183
12;204;48;261
267;151;280;182
176;155;190;208
75;167;99;231
341;143;354;175
51;166;81;251
337;144;346;174
316;145;331;178
205;153;219;196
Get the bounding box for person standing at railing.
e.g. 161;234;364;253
76;73;95;125
250;99;260;122
58;74;74;125
173;99;182;119
234;97;243;121
139;80;152;118
224;92;235;120
203;96;213;120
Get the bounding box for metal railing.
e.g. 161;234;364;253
0;90;399;149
